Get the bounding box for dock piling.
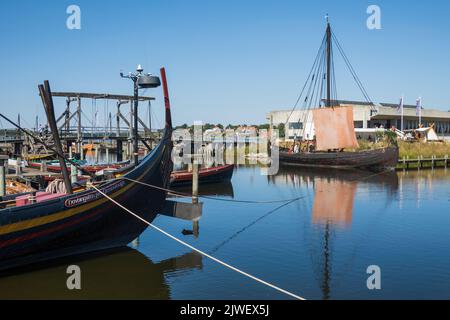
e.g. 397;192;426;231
192;155;199;204
0;155;7;197
15;157;22;175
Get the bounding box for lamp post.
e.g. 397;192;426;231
121;65;161;166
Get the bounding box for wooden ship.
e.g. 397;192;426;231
0;67;174;271
279;19;399;170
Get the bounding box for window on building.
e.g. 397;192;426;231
354;121;363;128
289;122;303;130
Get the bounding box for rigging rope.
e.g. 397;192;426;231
90;184;306;300
331;31;373;105
282;34;327;131
209;198;301;255
284;26;377;140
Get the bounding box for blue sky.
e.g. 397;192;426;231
0;0;449;128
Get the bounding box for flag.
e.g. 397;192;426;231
397;96;404;113
416;97;422;116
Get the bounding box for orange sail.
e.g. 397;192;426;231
312;106;359;151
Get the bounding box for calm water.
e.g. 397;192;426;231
1;166;450;300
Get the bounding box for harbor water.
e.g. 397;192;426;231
1;166;450;300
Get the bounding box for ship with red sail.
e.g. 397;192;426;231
279;19;398;170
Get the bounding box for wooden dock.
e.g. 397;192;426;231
397;155;449;170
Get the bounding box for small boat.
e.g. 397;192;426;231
24;154;54;161
0;68;174;271
278;19;399;171
170;164;234;187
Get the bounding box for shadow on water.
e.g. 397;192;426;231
0;247;202;300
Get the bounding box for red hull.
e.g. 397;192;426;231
170;165;234;186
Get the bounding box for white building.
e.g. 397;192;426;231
267;100;450;141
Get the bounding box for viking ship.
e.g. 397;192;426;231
0;68;174;271
279;19;399;170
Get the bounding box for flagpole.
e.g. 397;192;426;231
419;97;422;127
401;95;404;132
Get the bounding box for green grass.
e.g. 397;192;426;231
398;141;450;159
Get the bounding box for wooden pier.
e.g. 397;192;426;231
0;91;163;161
397;155;449;170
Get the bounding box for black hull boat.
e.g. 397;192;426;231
279;146;399;170
277;19;400;171
0;68;173;272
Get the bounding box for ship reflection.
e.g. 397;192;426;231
269;167;399;227
0;248;202;300
312;178;357;226
270;167;399;299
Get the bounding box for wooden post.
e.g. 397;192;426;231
193;220;199;238
106;147;110;164
39;81;73;194
77;96;82;154
15;157;22;175
116;102;121;138
69;143;73;159
192;155;199;204
117;140;123;162
65;98;71;137
129;100;133;141
94;146;99;164
0;155;7;197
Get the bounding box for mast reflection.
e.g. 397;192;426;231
269;167;399;299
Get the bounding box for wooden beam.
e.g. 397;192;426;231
47;92;155;101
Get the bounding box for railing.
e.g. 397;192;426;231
397;155;449;170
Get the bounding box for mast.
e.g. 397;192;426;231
326;17;332;108
39;81;73;194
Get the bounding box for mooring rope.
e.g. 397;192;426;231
90;184;306;300
121;177;304;204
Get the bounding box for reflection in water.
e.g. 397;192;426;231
270;167;399;299
3;165;448;300
270;167;399;226
0;248;202;300
312;179;357;226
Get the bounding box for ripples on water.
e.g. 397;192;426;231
1;166;449;300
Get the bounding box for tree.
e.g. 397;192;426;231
277;123;285;138
258;123;270;130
